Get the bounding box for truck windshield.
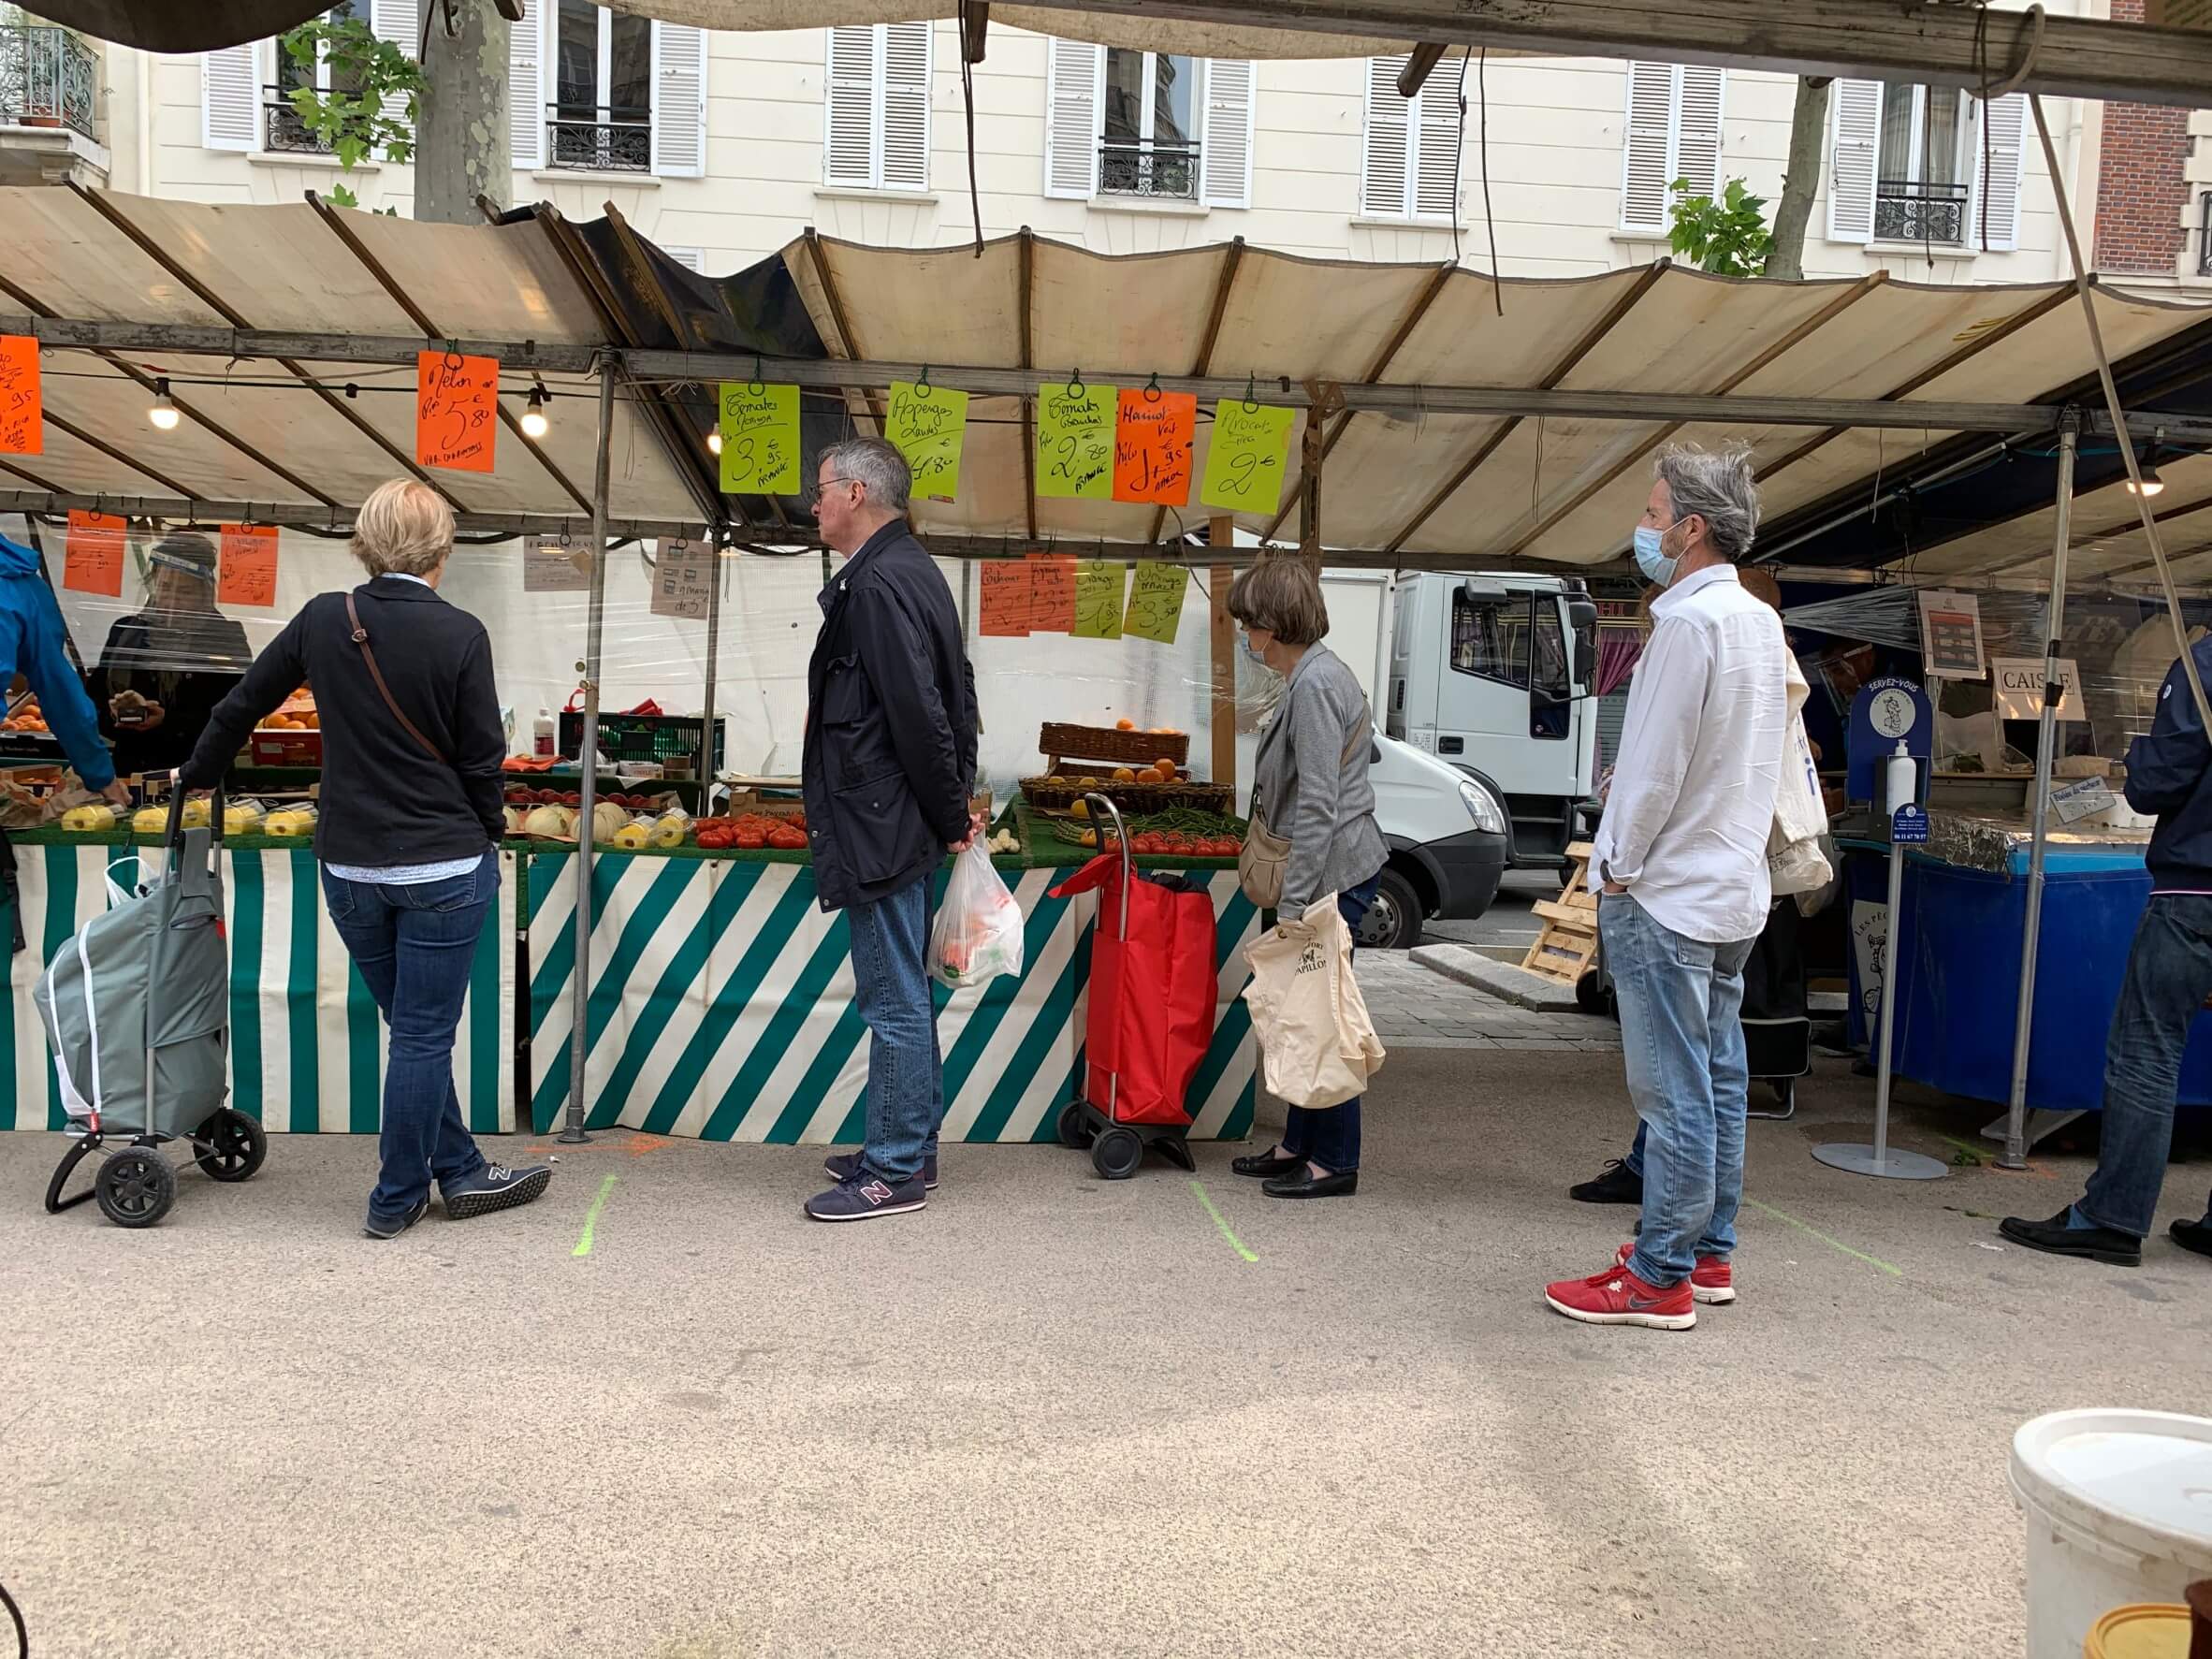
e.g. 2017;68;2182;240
1450;589;1571;738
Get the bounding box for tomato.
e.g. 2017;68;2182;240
1132;833;1157;854
695;828;728;850
735;828;766;851
768;827;807;851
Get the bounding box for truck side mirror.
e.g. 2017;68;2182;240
1566;596;1599;688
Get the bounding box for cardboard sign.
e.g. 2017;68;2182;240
1122;560;1188;645
1992;656;2084;721
216;523;280;608
718;382;800;495
979;560;1033;637
1916;588;1986;680
1037;381;1116;500
415;351;500;473
0;334;39;456
63;510;125;597
1200;400;1294;512
2051;776;2116;824
1113;388;1196;505
1071;560;1126;639
651;536;714;620
523;536;592;593
1026;554;1076;632
884;380;968;502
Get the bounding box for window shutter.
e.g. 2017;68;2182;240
201;43;258;153
823;26;877;188
1412;65;1462;220
1674;65;1724;200
368;0;418;155
1827;77;1883;243
1043;36;1101;199
1361;54;1411;218
879;21;932;192
509;0;544;168
1200;57;1254;210
650;21;706;178
1970;92;2027;253
1619;61;1675;232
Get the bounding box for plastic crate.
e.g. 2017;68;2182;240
559;711;725;772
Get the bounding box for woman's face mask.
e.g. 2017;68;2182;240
1242;629;1272;668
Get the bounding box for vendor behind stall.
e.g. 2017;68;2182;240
90;532;254;779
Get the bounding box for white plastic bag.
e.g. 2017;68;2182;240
1242;895;1386;1109
1768;652;1833;898
929;842;1026;990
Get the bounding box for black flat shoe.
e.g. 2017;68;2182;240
1999;1208;2142;1267
1231;1151;1303;1179
1569;1159;1643;1205
2171;1216;2212;1260
1262;1168;1358;1200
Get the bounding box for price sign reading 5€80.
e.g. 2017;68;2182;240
415;351;500;473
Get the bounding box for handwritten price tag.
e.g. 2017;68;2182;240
415;352;501;473
651;536;715;621
979;560;1032;637
1071;560;1126;640
719;382;800;495
64;510;126;598
1037;382;1116;501
217;523;280;608
1113;389;1196;505
1026;554;1076;632
1122;560;1189;646
1200;400;1295;512
884;381;968;502
0;335;40;456
523;537;592;593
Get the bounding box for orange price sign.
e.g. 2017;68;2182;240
1112;387;1196;505
64;510;125;597
1026;554;1077;633
415;351;501;473
0;335;41;456
217;523;281;607
979;560;1033;637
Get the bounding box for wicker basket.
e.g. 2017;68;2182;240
1038;722;1189;770
1021;775;1233;817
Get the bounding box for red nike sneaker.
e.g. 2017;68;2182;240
1545;1259;1695;1330
1614;1241;1735;1304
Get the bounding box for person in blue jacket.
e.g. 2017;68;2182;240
2001;633;2212;1268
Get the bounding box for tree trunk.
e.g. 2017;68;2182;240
413;0;509;225
1763;76;1830;280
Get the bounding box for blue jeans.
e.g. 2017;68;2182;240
1278;874;1382;1173
2079;895;2212;1238
1604;893;1755;1287
849;873;943;1184
321;851;496;1223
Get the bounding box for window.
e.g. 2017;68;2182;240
1619;61;1724;235
1101;49;1198;197
1874;82;1970;243
823;22;931;194
505;1;704;177
1829;79;2024;251
1361;53;1464;222
1452;589;1569;741
1041;37;1252;209
265;4;363;155
202;0;413;156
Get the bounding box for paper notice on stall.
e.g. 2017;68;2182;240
415;351;500;473
1072;560;1126;639
524;536;593;593
1916;589;1987;679
0;335;40;456
1026;554;1076;632
216;524;280;607
1113;388;1196;505
979;560;1032;637
63;511;125;597
1992;656;2084;720
1037;382;1116;500
1122;560;1189;644
2051;775;2116;824
719;382;800;496
651;536;714;620
884;380;968;502
1200;400;1294;512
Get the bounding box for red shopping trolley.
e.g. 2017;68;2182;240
1049;794;1219;1179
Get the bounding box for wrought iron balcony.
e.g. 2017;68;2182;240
263;84;330;154
1099;138;1199;200
1;25;97;140
546;104;649;173
1874;178;1970;246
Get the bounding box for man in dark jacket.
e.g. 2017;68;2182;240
2001;636;2212;1267
801;437;979;1223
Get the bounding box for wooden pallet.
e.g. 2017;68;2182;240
1521;840;1599;985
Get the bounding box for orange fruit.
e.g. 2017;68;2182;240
1112;766;1136;782
1115;718;1135;731
301;712;320;729
1154;758;1177;775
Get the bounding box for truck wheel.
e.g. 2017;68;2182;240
1354;867;1424;952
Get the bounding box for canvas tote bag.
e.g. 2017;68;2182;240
1241;895;1386;1109
1239;699;1372;910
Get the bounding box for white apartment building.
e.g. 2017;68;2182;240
5;0;2204;292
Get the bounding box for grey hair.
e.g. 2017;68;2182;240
1652;443;1761;561
820;435;912;515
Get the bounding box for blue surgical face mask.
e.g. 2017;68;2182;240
1242;631;1270;667
1633;519;1682;587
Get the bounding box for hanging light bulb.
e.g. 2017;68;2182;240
148;377;180;431
2127;429;2168;498
520;385;551;440
706;428;722;456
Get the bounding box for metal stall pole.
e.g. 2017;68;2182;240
560;356;619;1144
1999;416;2081;1171
701;530;722;813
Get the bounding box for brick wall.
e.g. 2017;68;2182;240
2094;0;2197;273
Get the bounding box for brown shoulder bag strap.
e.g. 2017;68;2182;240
345;591;448;764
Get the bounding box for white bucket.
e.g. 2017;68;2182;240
2009;1409;2212;1659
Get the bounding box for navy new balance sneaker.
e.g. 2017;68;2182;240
363;1197;429;1240
824;1151;938;1190
804;1171;926;1222
442;1163;553;1221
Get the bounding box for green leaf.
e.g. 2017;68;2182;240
327;182;359;209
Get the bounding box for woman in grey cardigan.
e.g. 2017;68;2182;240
1226;559;1388;1200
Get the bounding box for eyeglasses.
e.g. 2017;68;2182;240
807;476;862;506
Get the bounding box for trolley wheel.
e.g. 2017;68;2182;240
194;1108;267;1183
1091;1127;1144;1181
1055;1100;1093;1150
94;1144;176;1229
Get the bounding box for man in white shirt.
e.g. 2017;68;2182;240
1545;445;1789;1332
